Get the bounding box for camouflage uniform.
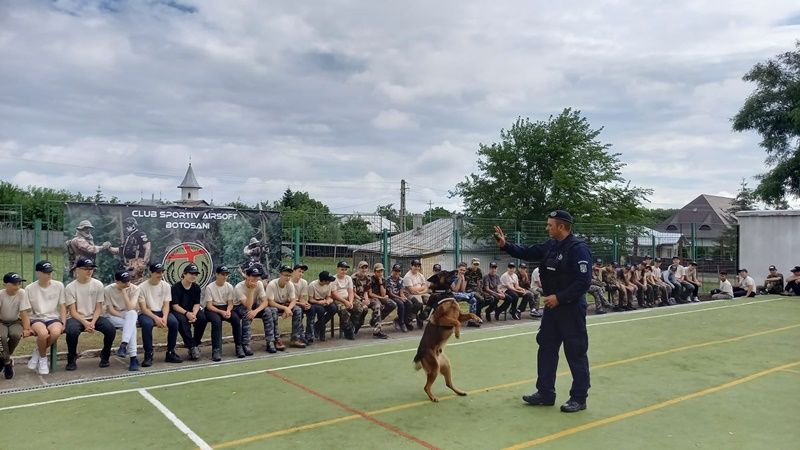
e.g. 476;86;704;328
66;220;110;273
352;273;381;334
465;266;486;312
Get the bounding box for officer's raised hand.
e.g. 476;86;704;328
493;225;507;248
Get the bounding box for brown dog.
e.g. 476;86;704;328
413;298;482;402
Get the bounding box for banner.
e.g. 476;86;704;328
63;202;281;287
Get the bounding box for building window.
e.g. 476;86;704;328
188;192;192;199
666;225;678;231
699;224;711;230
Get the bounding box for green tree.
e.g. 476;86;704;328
451;108;651;223
424;206;452;224
732;41;800;206
273;188;339;244
339;216;374;245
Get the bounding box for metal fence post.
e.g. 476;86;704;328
613;233;619;264
690;223;697;261
515;231;522;266
382;228;389;270
651;234;656;260
33;219;42;281
453;228;462;268
293;227;300;266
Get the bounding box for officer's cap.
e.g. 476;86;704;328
547;210;573;224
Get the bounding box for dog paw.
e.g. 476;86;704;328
430;397;439;403
457;391;467;396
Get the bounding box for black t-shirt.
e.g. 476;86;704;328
170;281;202;311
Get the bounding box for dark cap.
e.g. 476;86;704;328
790;266;800;273
76;258;97;269
410;259;421;266
489;262;498;268
293;263;309;271
123;217;137;226
114;271;131;282
690;261;697;266
738;268;748;273
655;257;662;262
391;263;402;272
519;262;528;268
336;261;350;269
245;266;262;277
279;265;293;274
547;210;573;224
508;262;516;268
318;271;336;282
3;272;25;284
719;271;727;275
768;265;777;271
457;262;467;268
149;263;165;273
35;260;54;273
215;265;231;274
594;258;603;264
183;264;200;274
432;263;442;271
644;255;652;260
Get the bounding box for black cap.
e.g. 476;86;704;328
318;271;336;282
519;262;527;268
35;260;54;273
183;264;200;274
215;265;230;274
293;263;309;271
76;258;97;269
3;272;25;283
489;262;498;268
279;265;293;274
790;266;800;273
655;257;662;262
123;217;137;226
547;210;573;224
245;266;262;277
432;263;442;271
738;268;748;273
410;259;421;266
644;255;652;260
149;263;165;273
690;261;697;266
719;271;727;275
768;265;777;271
337;261;350;269
391;263;402;272
114;271;131;282
594;258;603;264
508;262;516;268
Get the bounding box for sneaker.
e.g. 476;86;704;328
693;297;700;302
28;348;41;370
289;340;306;348
266;341;277;353
305;335;314;345
189;347;200;361
242;345;254;356
275;340;286;351
404;322;414;331
373;331;389;339
128;357;140;372
142;352;154;367
37;357;50;375
3;360;14;379
393;319;402;332
344;328;355;340
235;345;246;358
99;357;110;368
165;351;183;363
65;356;77;371
530;309;543;318
116;342;128;358
211;348;222;362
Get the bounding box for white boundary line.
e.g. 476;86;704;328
138;389;212;450
0;297;788;413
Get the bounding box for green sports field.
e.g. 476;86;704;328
1;296;798;449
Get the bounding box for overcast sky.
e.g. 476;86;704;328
1;0;798;214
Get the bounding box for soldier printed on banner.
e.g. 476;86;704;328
65;220;112;274
109;218;151;284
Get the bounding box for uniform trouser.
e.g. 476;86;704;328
234;305;277;345
452;292;477;313
66;317;116;360
306;303;337;337
689;283;700;297
587;285;606;308
337;301;364;332
0;320;22;361
641;285;655;305
654;284;669;303
174;310;208;349
355;300;382;333
536;302;590;402
710;291;733;299
139;311;179;354
105;311;139;357
276;305;304;341
204;307;242;349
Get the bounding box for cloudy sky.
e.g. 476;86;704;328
1;0;798;214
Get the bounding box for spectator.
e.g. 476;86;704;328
25;260;67;375
481;262;505;321
1;272;32;379
671;257;694;303
306;271;338;341
684;261;702;302
402;260;429;329
290;264;313;344
465;258;487;319
352;261;387;339
621;265;638;310
733;269;756;298
587;262;609;314
103;271;140;371
499;262;523;319
758;265;785;295
235;265;277;354
385;264;410;332
170;264;208;361
265;265;304;348
64;258;116;371
202;266;244;360
331;261;360;340
782;266;800;296
661;265;678;305
368;263;396;337
450;262;480;327
517;263;542;318
710;272;734;300
138;263;181;365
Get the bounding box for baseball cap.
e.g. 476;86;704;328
471;258;480;265
76;258;97;269
245;266;262;277
3;272;25;284
519;262;527;268
508;262;516;268
183;264;200;274
489;262;498;268
690;261;697;266
35;260;54;273
373;263;384;271
738;268;748;273
123;217;137;226
215;265;231;274
457;262;467;268
358;261;369;268
719;271;728;275
595;258;603;264
149;263;165;273
114;271;131;283
410;259;421;266
318;271;336;282
644;255;652;260
391;263;402;272
249;237;259;245
547;210;573;224
293;263;309;271
337;260;350;269
768;265;777;271
790;266;800;273
432;263;442;271
279;265;293;274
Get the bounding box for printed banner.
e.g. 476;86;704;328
63;202;281;287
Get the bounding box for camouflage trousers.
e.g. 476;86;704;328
234;304;277;345
587;285;608;307
356;300;384;333
337;301;364;332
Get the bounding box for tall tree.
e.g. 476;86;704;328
451;108;651;223
732;41;800;206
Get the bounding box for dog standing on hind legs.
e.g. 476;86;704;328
413;297;482;402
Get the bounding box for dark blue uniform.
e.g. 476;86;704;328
503;233;592;402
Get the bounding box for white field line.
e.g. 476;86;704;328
139;389;212;450
0;297;787;413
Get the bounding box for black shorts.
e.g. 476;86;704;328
31;319;63;328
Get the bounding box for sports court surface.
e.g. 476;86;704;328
1;296;798;449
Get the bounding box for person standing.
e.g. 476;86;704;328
495;210;593;413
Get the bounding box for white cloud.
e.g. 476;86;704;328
371;109;417;130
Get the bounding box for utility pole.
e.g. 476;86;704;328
400;179;408;232
427;200;433;223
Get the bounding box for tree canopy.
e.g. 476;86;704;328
732;41;800;206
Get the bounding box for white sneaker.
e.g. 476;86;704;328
27;348;40;370
37;357;49;375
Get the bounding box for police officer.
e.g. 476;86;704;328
110;217;151;284
494;210;592;413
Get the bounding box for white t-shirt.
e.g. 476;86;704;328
25;280;65;321
499;272;519;294
265;279;296;305
308;280;332;301
332;275;353;300
531;268;541;286
402;271;427;293
0;288;31;322
137;280;172;312
65;278;105;319
674;265;686;280
235;280;266;307
203;281;235;307
720;279;734;296
103;284;140;313
290;278;309;301
739;276;755;290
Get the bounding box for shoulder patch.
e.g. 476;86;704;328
578;261;589;273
